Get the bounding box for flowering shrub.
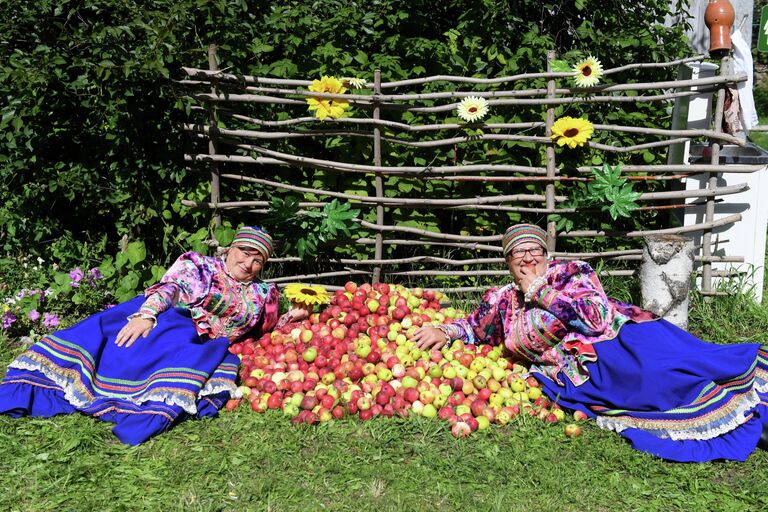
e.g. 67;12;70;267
0;256;112;344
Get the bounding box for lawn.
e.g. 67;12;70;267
1;283;768;512
749;116;768;150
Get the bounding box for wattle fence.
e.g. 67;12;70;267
179;47;759;296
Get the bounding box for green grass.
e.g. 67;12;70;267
2;286;768;511
749;117;768;150
1;401;766;512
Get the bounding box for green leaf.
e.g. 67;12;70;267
550;60;572;73
125;241;147;266
214;226;235;247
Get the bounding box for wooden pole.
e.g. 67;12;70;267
545;50;557;252
207;44;221;228
702;55;730;295
373;69;384;284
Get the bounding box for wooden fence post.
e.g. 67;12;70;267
545;50;558;252
701;55;730;296
207;44;221;228
372;69;384;284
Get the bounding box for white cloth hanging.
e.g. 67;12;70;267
731;29;759;134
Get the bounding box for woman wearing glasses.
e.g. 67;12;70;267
412;223;768;462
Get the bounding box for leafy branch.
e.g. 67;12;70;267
553;164;642;232
266;197;361;258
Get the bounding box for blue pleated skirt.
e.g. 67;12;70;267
535;319;768;462
0;297;240;445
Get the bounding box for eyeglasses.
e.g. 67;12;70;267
509;247;546;259
234;246;266;264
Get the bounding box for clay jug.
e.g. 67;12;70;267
705;0;735;53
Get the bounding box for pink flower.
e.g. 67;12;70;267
43;313;60;329
1;312;16;330
69;268;84;288
28;309;40;322
87;267;103;287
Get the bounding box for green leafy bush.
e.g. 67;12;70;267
0;0;692;276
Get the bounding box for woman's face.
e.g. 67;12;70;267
505;241;548;283
225;245;266;282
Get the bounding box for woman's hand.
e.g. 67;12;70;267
517;267;537;294
115;317;155;348
411;326;448;351
286;306;310;323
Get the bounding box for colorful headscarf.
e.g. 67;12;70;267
232;226;273;260
502;224;547;255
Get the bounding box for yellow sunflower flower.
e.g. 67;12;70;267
573;56;604;88
456;96;489;123
306;76;351;120
550;117;594;148
284;283;332;310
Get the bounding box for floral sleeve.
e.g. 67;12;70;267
530;261;610;336
447;287;506;346
133;252;214;320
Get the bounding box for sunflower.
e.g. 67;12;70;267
550;117;594;149
284;283;332;309
306;76;351;120
456;96;489;123
572;56;604;88
341;77;368;89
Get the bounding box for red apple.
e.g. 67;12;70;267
573;410;589;422
470;399;486;418
451;422;471;438
565;423;582;438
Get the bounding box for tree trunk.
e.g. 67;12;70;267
641;234;695;329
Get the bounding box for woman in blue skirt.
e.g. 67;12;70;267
0;226;305;445
412;223;768;462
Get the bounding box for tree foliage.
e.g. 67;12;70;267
0;0;692;269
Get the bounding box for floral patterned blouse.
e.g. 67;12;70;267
447;260;657;386
133;252;282;342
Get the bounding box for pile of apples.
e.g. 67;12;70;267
226;281;586;437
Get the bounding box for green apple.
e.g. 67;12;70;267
303;347;317;363
289;392;304;408
366;299;380;313
455;404;471;416
283;403;299;417
527;387;542;401
428;365;443;378
510;378;526;392
510;391;529;403
355;344;372;358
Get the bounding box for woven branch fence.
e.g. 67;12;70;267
180;47;759;295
